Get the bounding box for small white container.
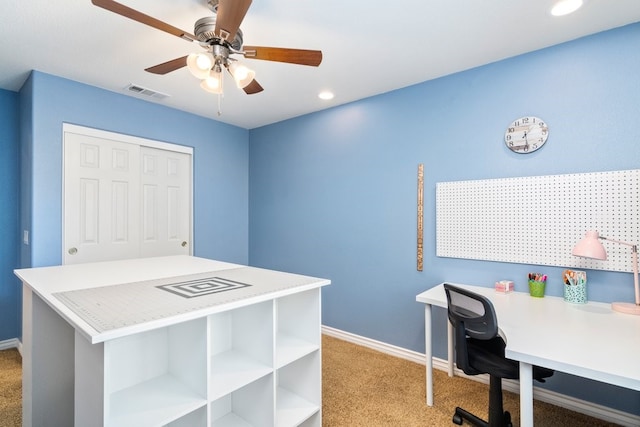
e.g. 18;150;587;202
495;280;514;294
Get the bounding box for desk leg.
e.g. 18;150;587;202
447;320;454;377
424;304;434;406
519;362;534;427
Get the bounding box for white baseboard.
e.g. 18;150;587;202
321;325;640;427
0;338;22;354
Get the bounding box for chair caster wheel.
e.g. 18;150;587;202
452;414;463;425
504;410;513;427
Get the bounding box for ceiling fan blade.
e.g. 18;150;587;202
243;79;264;95
242;46;322;67
214;0;252;43
91;0;197;42
145;56;188;75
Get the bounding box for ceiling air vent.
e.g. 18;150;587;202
124;84;170;100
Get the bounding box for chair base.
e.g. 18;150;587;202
452;406;512;427
451;376;513;427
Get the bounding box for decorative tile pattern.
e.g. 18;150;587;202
156;277;251;298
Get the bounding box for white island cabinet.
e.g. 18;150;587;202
15;255;330;427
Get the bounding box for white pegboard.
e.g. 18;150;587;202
436;170;640;272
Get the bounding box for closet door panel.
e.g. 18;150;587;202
140;146;192;258
64;132;141;264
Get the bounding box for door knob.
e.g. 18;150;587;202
68;247;78;255
181;241;188;247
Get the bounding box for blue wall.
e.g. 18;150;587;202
0;89;19;342
249;24;640;414
24;71;250;268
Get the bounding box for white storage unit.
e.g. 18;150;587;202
16;256;330;427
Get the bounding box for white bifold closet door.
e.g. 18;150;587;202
139;145;191;258
63;127;192;265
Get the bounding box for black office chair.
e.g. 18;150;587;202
443;284;554;427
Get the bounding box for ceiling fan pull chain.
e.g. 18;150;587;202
217;70;224;116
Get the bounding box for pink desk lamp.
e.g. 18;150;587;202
572;230;640;315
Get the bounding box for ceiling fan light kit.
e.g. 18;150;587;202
187;53;213;79
228;61;255;89
91;0;323;114
200;72;223;94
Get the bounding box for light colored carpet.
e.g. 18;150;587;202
0;348;21;427
321;335;620;426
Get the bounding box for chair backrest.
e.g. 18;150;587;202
444;284;499;374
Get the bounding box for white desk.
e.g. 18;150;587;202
16;255;330;427
416;283;640;427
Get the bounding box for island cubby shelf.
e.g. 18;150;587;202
17;256;329;427
95;288;323;427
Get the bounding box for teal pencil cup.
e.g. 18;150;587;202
564;281;587;303
563;270;587;303
528;280;546;298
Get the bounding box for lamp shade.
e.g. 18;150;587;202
200;71;223;94
572;230;607;260
228;61;255;89
187;53;213;79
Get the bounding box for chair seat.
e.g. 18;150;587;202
467;337;554;382
467;337;520;379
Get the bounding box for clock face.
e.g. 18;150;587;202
504;116;548;153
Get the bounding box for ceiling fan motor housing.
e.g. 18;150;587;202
194;16;243;51
206;0;219;13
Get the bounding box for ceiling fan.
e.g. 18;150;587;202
91;0;322;98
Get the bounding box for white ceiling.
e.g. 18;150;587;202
2;1;640;129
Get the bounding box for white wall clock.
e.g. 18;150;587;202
504;116;549;153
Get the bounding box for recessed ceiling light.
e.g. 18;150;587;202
551;0;584;16
318;91;334;100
